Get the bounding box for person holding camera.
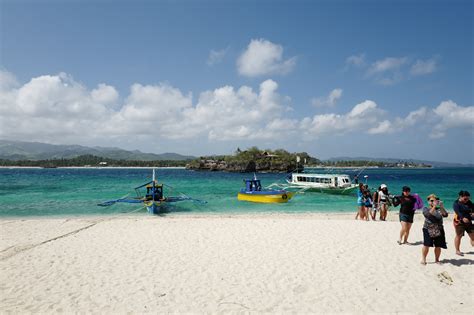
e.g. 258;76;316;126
421;194;448;265
397;186;417;244
453;190;474;256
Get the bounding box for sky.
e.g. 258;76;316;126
0;0;473;163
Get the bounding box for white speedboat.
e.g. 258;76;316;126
286;173;358;195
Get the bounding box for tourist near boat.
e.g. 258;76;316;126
238;175;295;203
98;169;206;214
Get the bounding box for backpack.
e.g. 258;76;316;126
372;191;379;203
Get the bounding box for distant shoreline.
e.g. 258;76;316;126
0;165;468;170
0;166;187;169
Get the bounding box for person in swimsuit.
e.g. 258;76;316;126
355;183;366;220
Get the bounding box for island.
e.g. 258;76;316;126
186;147;432;172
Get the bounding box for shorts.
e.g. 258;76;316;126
399;213;414;223
365;204;372;208
454;223;474;236
423;228;447;248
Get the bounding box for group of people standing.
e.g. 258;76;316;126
355;182;390;221
356;184;474;264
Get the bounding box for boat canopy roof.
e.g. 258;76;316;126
243;179;262;192
293;173;351;178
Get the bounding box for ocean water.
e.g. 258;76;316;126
0;167;472;217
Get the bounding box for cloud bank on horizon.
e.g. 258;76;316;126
1;42;472;152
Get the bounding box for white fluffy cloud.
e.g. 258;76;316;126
0;72;114;142
91;83;119;106
368;57;408;75
1;71;471;148
237;39;296;77
393;107;428;129
348;55;439;85
301;100;385;137
365;57;408;85
431;100;474;138
312;88;343;107
0;71;293;143
410;58;437;76
363;102;473;138
0;70;19;91
346;54;366;67
365;107;431;135
207;48;228;66
368;120;392;134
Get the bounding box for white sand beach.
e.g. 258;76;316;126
1;213;472;313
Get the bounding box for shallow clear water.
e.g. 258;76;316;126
0;167;472;217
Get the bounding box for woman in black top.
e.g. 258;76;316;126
397;186;417;244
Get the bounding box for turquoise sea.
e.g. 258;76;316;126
0;167;473;217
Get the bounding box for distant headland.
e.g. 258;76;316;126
1;140;470;169
185;147;432;172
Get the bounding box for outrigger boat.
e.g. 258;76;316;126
98;169;206;214
237;175;295;203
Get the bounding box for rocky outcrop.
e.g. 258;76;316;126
185;158;301;173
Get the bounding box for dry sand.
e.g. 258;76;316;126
1;213;473;313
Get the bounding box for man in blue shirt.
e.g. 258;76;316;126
453;190;474;256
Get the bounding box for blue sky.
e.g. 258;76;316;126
0;0;473;163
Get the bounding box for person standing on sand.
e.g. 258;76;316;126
421;194;448;265
397;186;417;244
378;184;390;221
355;183;366;220
363;185;372;221
453;190;474;256
371;186;381;221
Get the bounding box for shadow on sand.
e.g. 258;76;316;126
440;258;474;266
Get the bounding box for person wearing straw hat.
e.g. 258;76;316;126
421;194;448;265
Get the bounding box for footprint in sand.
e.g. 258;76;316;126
293;284;308;294
437;271;453;285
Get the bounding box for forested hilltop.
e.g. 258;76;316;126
186;147;432;172
186;147;318;172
